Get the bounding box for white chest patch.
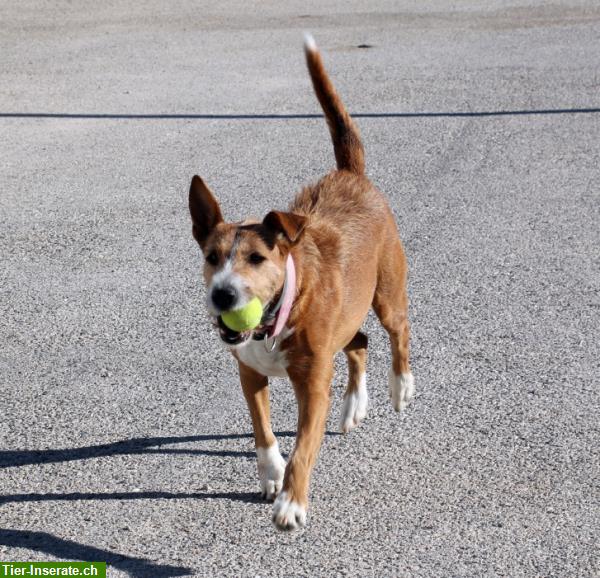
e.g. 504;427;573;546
235;328;292;378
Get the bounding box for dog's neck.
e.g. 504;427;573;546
260;253;295;339
270;253;296;337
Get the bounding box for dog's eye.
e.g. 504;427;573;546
248;252;266;265
206;251;219;266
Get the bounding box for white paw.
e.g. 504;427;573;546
272;491;307;530
389;370;415;412
257;443;286;501
340;373;368;433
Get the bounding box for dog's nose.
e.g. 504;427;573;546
212;286;238;311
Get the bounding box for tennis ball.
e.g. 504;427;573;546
221;297;263;332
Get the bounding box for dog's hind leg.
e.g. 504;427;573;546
372;238;415;412
340;331;368;433
238;361;286;501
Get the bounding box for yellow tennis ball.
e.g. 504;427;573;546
221;297;263;332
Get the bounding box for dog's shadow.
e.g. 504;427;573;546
0;430;335;576
0;529;191;578
0;430;341;470
0;430;341;506
0;432;270;469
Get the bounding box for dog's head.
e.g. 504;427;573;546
189;175;306;347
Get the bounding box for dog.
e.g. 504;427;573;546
188;35;414;530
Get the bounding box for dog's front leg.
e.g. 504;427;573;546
238;361;285;501
272;357;333;530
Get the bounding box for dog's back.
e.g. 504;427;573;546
283;37;404;352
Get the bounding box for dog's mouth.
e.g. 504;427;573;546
216;316;253;346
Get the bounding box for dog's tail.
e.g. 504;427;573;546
304;34;365;175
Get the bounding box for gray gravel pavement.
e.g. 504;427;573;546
1;1;599;576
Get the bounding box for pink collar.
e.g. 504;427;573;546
268;254;296;338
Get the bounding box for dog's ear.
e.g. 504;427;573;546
189;175;223;246
263;210;307;245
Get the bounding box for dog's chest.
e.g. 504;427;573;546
236;333;290;378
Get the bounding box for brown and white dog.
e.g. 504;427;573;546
188;35;414;530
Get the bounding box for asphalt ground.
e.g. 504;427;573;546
1;1;599;576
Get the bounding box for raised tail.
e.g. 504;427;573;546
304;34;365;175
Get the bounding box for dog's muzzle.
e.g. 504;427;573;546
216;316;252;346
